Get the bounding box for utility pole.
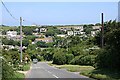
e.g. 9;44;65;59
20;17;22;63
101;13;104;48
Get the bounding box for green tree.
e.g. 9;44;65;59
95;21;120;70
36;41;47;48
22;39;29;47
53;49;66;65
65;54;74;64
23;26;36;35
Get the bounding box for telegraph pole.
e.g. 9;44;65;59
20;17;23;63
101;13;104;48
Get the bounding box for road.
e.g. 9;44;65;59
26;62;92;80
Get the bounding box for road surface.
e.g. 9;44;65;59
26;62;92;80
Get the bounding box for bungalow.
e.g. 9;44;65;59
35;37;53;43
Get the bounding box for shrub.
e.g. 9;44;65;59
65;54;74;64
80;55;96;66
70;55;96;66
53;50;66;65
2;59;17;80
37;56;44;61
70;55;84;65
95;48;120;70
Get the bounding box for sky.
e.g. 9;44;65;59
1;2;118;26
2;0;120;2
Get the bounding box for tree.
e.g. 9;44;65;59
95;21;120;70
36;41;47;48
22;39;29;47
53;49;66;65
25;35;36;41
22;26;36;35
83;25;93;35
2;38;19;46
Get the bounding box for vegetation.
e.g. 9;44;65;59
45;26;65;37
55;65;94;73
1;20;120;79
22;63;31;71
94;20;120;70
2;58;25;80
53;49;66;65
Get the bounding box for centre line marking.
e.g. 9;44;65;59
52;74;59;78
43;68;58;78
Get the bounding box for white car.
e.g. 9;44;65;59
33;59;38;64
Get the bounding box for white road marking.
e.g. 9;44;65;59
43;68;59;78
52;74;59;78
47;71;52;74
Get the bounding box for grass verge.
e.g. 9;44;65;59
48;63;120;80
15;72;25;78
22;63;31;71
81;69;120;80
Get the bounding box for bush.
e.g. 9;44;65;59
65;54;74;64
53;50;66;65
37;56;44;61
80;55;96;66
95;48;120;70
70;55;96;66
70;55;84;65
2;59;16;80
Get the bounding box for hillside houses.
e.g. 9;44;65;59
35;37;53;43
6;31;24;41
91;26;101;37
57;26;83;32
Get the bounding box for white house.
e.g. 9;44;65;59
57;34;66;38
6;31;17;39
91;30;99;37
67;31;74;36
40;28;47;33
91;26;101;37
67;30;85;36
57;26;83;32
35;37;53;43
92;26;101;30
74;26;84;31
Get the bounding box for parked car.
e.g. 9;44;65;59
33;59;38;64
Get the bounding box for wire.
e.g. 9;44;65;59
1;0;40;25
1;0;19;21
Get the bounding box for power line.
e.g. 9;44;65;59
1;0;19;21
1;0;40;26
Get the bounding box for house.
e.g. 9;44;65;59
33;33;45;38
57;26;84;32
74;26;84;31
6;31;17;39
6;31;25;41
57;27;71;32
6;31;18;40
67;31;85;36
35;37;53;43
92;26;101;30
91;30;100;37
67;31;74;36
40;28;47;33
57;34;66;37
91;26;101;37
